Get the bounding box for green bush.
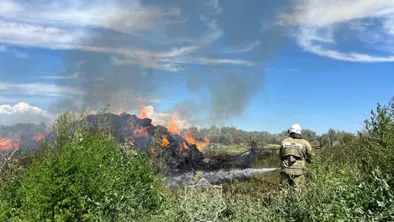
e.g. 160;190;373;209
0;111;162;221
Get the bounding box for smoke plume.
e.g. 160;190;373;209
50;0;290;127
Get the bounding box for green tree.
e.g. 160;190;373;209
302;129;318;145
359;97;394;173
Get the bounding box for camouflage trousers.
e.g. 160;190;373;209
279;172;306;194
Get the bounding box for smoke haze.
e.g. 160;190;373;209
50;0;290;126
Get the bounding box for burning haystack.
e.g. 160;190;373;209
86;113;206;173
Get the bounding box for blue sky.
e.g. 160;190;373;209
0;0;393;134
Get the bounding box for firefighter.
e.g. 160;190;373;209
279;124;313;193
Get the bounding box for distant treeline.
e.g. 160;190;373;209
181;126;355;148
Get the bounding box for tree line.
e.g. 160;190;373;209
181;126;355;148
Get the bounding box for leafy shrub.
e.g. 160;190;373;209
0;111;162;221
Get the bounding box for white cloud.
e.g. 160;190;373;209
0;0;181;34
281;0;394;27
40;73;79;80
298;34;394;62
111;57;182;72
198;15;223;44
281;0;394;62
0;82;83;97
223;41;261;53
0;102;46;115
193;58;255;66
0;0;255;72
69;45;198;60
0;20;87;48
0;19;204;70
0;102;53;125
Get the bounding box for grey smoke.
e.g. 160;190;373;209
51;1;289;126
209;72;262;124
50;37;159;113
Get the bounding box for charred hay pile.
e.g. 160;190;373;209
87;113;257;173
87;113;205;173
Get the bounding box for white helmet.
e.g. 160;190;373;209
289;124;302;134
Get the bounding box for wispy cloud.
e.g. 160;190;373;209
223;41;261;53
192;57;255;66
40;72;79;80
0;0;181;34
0;20;87;48
198;14;223;44
280;0;394;62
0;81;83;97
280;0;394;27
0;0;256;73
205;0;222;15
110;57;182;72
161;57;255;66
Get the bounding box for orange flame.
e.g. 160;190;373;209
184;130;210;150
33;133;45;141
0;137;20;151
161;135;170;147
167;112;184;135
138;100;149;119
